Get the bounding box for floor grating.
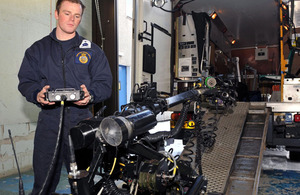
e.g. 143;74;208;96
201;102;249;194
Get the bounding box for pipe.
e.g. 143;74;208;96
132;0;139;88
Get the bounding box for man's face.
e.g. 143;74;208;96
55;1;82;39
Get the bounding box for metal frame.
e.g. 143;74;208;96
266;102;300;112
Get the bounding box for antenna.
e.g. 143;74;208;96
8;129;25;195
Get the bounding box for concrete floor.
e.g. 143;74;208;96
1;147;300;194
258;147;300;195
0;166;70;195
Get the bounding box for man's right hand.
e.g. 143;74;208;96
37;85;55;106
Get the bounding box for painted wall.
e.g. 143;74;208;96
231;47;279;76
230;47;280;99
0;0;92;178
118;0;133;103
134;0;172;93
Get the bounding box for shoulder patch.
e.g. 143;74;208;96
79;39;91;48
75;51;92;65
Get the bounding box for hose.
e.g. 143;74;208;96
39;98;66;195
142;101;191;143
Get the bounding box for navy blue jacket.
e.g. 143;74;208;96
18;28;112;108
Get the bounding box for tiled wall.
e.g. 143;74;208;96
0;123;36;178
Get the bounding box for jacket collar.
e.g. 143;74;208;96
49;28;82;46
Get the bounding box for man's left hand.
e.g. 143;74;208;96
73;84;91;106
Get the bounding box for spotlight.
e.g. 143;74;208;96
151;0;166;8
96;109;157;146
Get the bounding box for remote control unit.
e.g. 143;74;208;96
45;88;84;102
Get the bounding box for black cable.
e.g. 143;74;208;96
99;179;130;195
199;101;219;153
141;101;190;143
130;83;140;102
180;139;195;164
39;97;66;195
159;0;195;13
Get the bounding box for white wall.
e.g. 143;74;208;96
0;0;92;178
134;0;172;93
118;0;133;103
118;0;133;67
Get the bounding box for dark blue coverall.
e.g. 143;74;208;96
18;28;112;194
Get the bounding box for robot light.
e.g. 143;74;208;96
96;110;157;146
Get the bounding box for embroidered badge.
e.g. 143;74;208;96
75;51;92;65
79;40;91;48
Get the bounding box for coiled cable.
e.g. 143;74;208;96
98;179;130;195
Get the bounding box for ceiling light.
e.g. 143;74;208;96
282;3;287;10
210;12;218;20
283;24;289;31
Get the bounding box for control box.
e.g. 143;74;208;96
45;88;84;102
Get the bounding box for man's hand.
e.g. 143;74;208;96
73;84;91;106
37;85;56;106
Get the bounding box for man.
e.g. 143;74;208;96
18;0;112;194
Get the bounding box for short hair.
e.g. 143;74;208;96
56;0;86;15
